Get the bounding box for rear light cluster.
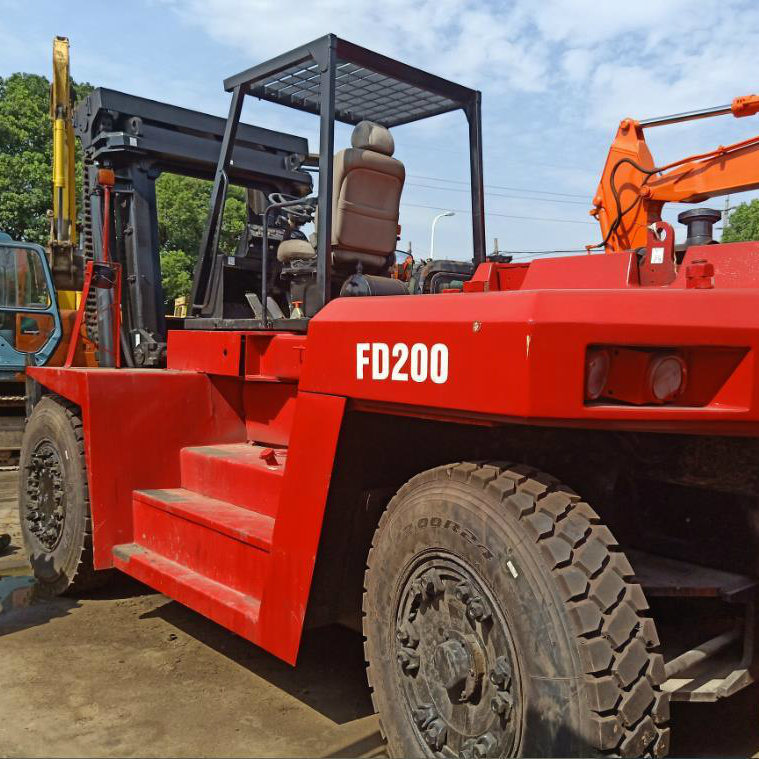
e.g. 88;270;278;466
649;355;687;402
585;346;687;405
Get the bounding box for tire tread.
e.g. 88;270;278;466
363;461;669;757
22;395;107;596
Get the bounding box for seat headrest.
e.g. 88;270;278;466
351;121;395;156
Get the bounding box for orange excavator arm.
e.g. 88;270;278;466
590;95;759;253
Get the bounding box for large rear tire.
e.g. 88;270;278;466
363;462;669;757
19;395;109;597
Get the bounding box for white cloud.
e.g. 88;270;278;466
162;0;759;117
143;0;759;251
530;0;696;45
161;0;551;92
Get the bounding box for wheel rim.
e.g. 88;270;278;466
394;553;522;758
25;440;66;551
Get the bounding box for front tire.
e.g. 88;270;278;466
19;396;108;597
363;462;669;757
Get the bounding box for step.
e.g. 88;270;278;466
180;443;286;518
131;488;271;599
112;543;262;644
663;646;753;702
134;489;274;551
628;549;757;601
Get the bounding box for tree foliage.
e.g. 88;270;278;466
155;173;247;306
0;73;91;243
0;71;247;308
159;248;194;306
722;199;759;243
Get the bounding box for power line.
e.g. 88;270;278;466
407;173;588;199
401;201;596;225
404;144;590;172
405;181;589;206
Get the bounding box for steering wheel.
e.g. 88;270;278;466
267;192;298;206
267;192;314;225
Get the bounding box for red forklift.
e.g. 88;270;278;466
19;35;759;757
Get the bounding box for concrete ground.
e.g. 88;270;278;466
1;470;758;758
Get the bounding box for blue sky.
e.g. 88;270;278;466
1;0;758;260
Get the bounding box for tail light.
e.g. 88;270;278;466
648;354;687;402
585;348;611;400
585;346;688;405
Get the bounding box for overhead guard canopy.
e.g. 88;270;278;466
191;34;486;323
223;35;478;128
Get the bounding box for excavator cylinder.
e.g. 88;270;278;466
639;94;759;128
52;116;66;241
639;103;732;128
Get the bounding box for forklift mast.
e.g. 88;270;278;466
74;88;312;365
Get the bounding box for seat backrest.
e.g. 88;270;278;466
332;121;405;270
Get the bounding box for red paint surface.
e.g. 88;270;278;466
168;331;243;376
27;243;759;663
27;368;246;567
180;444;285;518
259;391;345;663
302;285;759;434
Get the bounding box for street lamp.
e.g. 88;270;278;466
430;211;455;259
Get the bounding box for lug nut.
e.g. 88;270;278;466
424;718;448;751
461;732;499;759
473;731;499;758
489;656;511;690
454;581;472;603
421;569;444;598
397;646;420;674
409;579;424;605
413;703;437;729
396;621;418;648
490;690;513;719
466;596;491;623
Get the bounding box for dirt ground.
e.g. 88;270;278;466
1;469;758;758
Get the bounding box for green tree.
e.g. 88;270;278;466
722;199;759;242
0;73;91;242
155;173;247;306
0;72;247;308
160;248;194;306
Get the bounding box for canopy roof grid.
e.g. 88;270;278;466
224;35;479;127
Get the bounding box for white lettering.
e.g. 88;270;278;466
372;343;389;380
430;343;448;384
391;343;409;381
357;342;370;380
410;343;427;382
356;343;449;384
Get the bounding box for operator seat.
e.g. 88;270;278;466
277;120;405;271
332;120;405;271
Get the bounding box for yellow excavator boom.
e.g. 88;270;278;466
50;35;77;247
49;36;79;307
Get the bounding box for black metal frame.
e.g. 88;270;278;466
191;34;486;320
76;87;312;361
